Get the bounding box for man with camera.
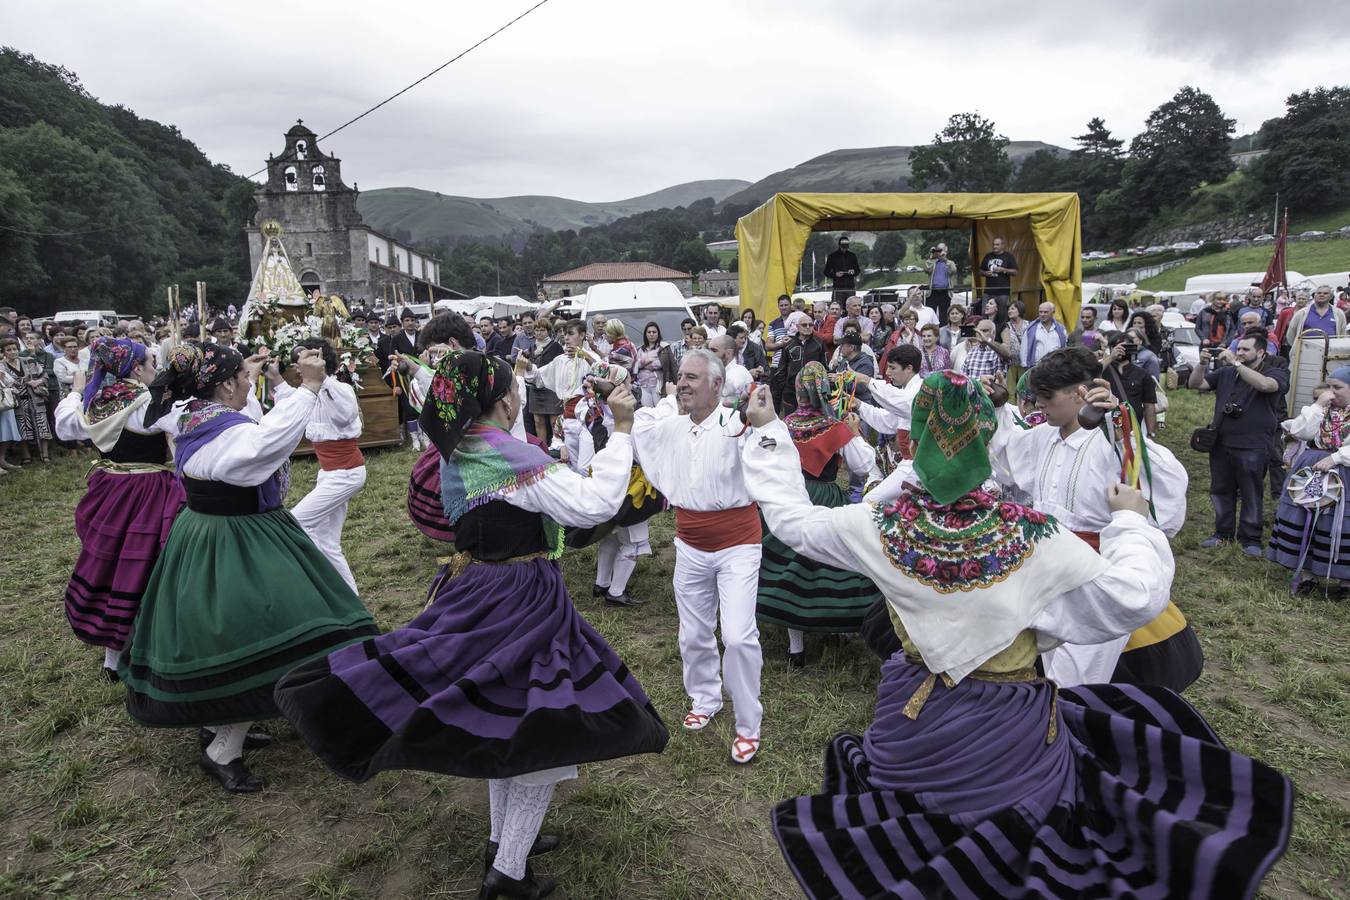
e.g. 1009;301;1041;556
1103;331;1158;436
923;243;957;324
1189;330;1289;556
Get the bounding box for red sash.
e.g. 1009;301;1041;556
675;505;762;552
314;438;365;471
563;396;582;419
1073;530;1101;551
895;428;913;460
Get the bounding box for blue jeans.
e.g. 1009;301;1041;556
1209;444;1269;544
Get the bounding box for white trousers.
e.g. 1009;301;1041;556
595;522;651;596
672;539;763;738
291;465;366;595
561;416;586;473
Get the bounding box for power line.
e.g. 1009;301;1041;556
0;0;555;238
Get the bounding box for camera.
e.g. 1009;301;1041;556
1223;402;1244;418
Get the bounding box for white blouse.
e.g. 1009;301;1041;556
988;404;1188;537
743;419;1174;683
304;376;363;443
1283;403;1350;465
179;387;317;487
631;396;757;512
505;432;633;527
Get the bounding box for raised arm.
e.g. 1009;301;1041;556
507;433;632;527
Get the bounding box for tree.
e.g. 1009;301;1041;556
671;238;717;276
908;113;1013;192
1123;87;1235;213
871;232;908;270
1253;85;1350;212
1011;149;1073;193
1072;117;1124;159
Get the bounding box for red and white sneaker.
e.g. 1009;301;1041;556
682;710;718;731
730;735;760;764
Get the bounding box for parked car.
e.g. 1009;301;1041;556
1170;241;1202;251
1253;234;1275;243
904;264;922;273
1162;312;1200;381
1299;230;1327;240
580;281;696;345
1144;245;1168;254
53;309;119;330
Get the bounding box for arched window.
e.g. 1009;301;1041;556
284;165;298;192
312;165;326;191
299;271;321;294
295;140;308;160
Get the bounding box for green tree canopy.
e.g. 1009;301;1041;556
908;112;1013;193
870;232;908;270
1253;85;1350;212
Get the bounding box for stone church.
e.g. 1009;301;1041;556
245;121;464;309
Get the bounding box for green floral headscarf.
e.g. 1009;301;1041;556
909;370;998;505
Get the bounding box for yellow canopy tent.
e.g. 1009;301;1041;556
735;192;1082;326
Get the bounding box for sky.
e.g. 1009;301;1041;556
3;0;1346;202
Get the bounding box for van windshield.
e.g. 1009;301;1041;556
596;310;694;345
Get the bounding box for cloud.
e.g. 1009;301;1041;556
1;0;1346;200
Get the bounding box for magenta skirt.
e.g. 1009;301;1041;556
66;469;186;649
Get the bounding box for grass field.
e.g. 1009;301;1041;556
0;390;1347;899
1141;241;1350;291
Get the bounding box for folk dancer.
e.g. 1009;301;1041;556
989;348;1201;691
740;373;1292;900
119;344;377;793
52;337;186;679
275;352;667;900
631;349;766;764
523;319;599;468
755;363;882;667
289;338;365;595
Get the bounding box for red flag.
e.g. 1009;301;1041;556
1260;211;1288;294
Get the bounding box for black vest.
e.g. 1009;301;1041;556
454;499;550;560
102;429;170;465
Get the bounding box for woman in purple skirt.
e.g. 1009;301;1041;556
739;372;1292;899
52;337;186;679
276;352;668;900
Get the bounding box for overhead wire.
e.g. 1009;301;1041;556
0;0;555;238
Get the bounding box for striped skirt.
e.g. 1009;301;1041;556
66;469;185;649
1267;448;1350;582
756;479;882;632
273;557;669;782
772;655;1293;899
407;444;454;543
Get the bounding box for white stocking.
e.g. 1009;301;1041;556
788;628;805;654
488;778;508;843
493;779;556;880
205;721;251;765
103;646;124;670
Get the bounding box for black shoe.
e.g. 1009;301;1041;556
482;834;560;871
197;727;275;751
101;667;119;683
592;584;608;598
787;651;806;669
198;751;264;794
478;865;555;899
604;592;644;608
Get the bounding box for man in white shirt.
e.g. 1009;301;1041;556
845;344;923;502
631;349;764;765
709;335;752;402
589;313;612;357
832;295;875;341
902;287;939;330
701;302;727;339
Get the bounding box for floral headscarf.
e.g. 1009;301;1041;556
82;337;147;411
910;370;998;505
784;362;839;440
420;350;513;458
145;342;244;423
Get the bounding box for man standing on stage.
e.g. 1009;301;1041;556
632;349;765;765
823;236;860;302
978;237;1018;313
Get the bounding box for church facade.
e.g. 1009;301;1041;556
245;121;464;309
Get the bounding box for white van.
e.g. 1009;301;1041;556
580;282;696;345
53;309;118;329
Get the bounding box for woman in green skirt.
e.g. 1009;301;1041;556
756;362;883;667
120;344;377;793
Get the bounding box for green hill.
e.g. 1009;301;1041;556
0;48;254;316
357;179;751;247
717;141;1066;210
1140;240;1350;291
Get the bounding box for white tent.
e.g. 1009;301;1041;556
434;295;536;319
1183;272;1306;294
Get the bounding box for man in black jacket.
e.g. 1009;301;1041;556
771;312;827;412
823;236;860;302
384;308;424;450
727;323;768;379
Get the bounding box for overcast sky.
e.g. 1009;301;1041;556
3;0;1346;201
